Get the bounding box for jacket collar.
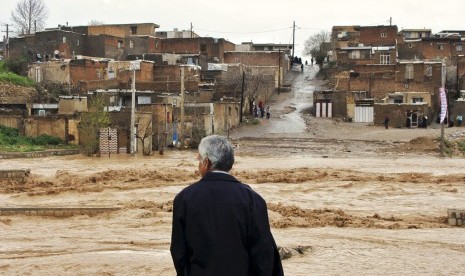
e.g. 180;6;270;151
202;171;239;182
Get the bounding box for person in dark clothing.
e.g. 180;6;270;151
384;116;389;129
171;135;284;276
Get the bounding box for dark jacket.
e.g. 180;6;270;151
171;171;284;276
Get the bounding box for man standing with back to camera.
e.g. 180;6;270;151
170;135;284;276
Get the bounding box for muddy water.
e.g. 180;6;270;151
1;151;465;275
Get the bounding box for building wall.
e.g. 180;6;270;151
334;63;442;107
150;65;200;92
157;38;234;63
28;62;70;83
58;98;88;114
139;104;174;150
211;102;240;135
83;35;106;57
9;30;85;61
224;51;282;66
359;25;398;46
125;36;160;56
34;30;84;59
0;115;22;129
420;39;455;60
24;116;78;141
374;104;430;128
69;59;108;85
8;35;38;62
395;62;442;113
87;23;157;37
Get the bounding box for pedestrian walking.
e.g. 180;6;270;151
384;116;389;129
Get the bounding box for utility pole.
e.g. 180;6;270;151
292;21;295;61
130;68;136;156
180;66;185;145
240;67;245;123
278;49;281;94
190;22;193;38
457;55;461;95
1;24;9;58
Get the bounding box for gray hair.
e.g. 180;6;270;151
198;135;234;171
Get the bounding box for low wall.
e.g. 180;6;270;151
0;169;30;182
0;149;80;159
0;207;121;217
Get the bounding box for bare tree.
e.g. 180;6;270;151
303;30;331;68
11;0;48;35
135;117;153;156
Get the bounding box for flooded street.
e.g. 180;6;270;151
2;64;465;275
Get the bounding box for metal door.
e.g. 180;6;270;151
354;106;373;123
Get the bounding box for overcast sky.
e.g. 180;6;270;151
1;0;465;57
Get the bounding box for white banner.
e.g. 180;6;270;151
439;88;447;124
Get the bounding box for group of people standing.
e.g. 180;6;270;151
253;100;271;119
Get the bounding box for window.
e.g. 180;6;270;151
412;97;424;103
380;32;387;38
408;43;413;48
130;26;137;35
62;37;66;43
405;64;414;80
437;44;444;50
108;69;115;79
349;50;370;59
349;50;360;59
380;53;391;65
129;40;134;49
457;44;463;52
424;65;432;77
118;40;123;49
76;39;80;46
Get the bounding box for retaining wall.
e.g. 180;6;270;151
0;169;30;182
0;149;80;159
0;207;120;217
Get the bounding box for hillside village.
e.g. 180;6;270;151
1;22;465;155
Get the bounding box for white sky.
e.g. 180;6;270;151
1;0;465;57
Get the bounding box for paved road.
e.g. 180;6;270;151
231;63;323;139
